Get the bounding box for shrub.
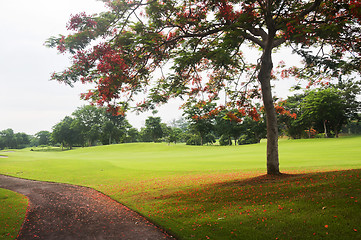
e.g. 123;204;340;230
186;135;202;145
238;134;259;145
219;135;232;146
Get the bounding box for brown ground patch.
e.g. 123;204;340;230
0;175;175;240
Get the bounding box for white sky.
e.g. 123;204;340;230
0;0;300;135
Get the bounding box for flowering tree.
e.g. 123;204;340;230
47;0;361;174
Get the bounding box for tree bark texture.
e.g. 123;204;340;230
323;120;328;138
258;48;280;175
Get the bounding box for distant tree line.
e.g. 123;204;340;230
0;129;31;150
51;106;134;150
1;84;360;150
0;129;53;150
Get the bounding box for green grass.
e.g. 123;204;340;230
0;189;28;240
0;136;361;239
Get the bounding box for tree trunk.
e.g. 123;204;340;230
335;122;339;138
258;47;280;175
323;120;328;138
308;127;311;138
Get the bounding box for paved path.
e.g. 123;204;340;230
0;174;175;240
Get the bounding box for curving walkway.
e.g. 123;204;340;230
0;174;175;240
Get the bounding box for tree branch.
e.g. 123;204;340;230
163;27;224;46
298;0;323;19
273;38;286;48
241;30;266;48
249;27;268;42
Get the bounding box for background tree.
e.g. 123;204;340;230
0;129;16;149
101;111;131;144
142;116;164;143
52;116;80;150
281;84;360;138
47;0;361;174
71;105;132;145
0;129;30;150
139;127;152;142
185;134;202;146
342;118;361;135
124;127;139;143
35;131;52;146
14;133;30;149
301;88;347;138
0;135;5;150
333;79;361;124
72;105;105;146
166;127;184;144
101;120;118;145
184;102;217;146
169;117;190;133
277;96;308;139
160;123;172;143
215;109;244;145
238;116;267;145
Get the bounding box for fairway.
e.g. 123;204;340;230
1;137;360;182
1;136;361;239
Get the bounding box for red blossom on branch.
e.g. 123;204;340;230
67;12;97;31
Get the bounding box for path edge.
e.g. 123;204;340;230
0;174;178;240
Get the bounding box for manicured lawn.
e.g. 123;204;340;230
0;136;360;239
0;189;28;240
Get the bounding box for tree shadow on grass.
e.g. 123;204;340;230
216;172;305;187
155;169;361;202
213;168;361;189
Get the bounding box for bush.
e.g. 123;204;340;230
219;135;232;146
204;133;216;145
238;134;259;145
314;133;326;138
186;135;202;145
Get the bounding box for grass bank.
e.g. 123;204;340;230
0;189;28;240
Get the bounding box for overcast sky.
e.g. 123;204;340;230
0;0;180;135
0;0;299;135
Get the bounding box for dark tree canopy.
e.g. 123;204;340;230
47;0;361;174
35;131;52;146
144;116;164;142
0;129;31;150
301;88;347;138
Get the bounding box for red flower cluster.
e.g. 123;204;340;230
274;102;297;119
67;12;97;31
283;20;304;41
226;112;242;123
350;0;361;21
248;107;260;121
57;36;66;53
305;128;317;137
217;1;240;22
